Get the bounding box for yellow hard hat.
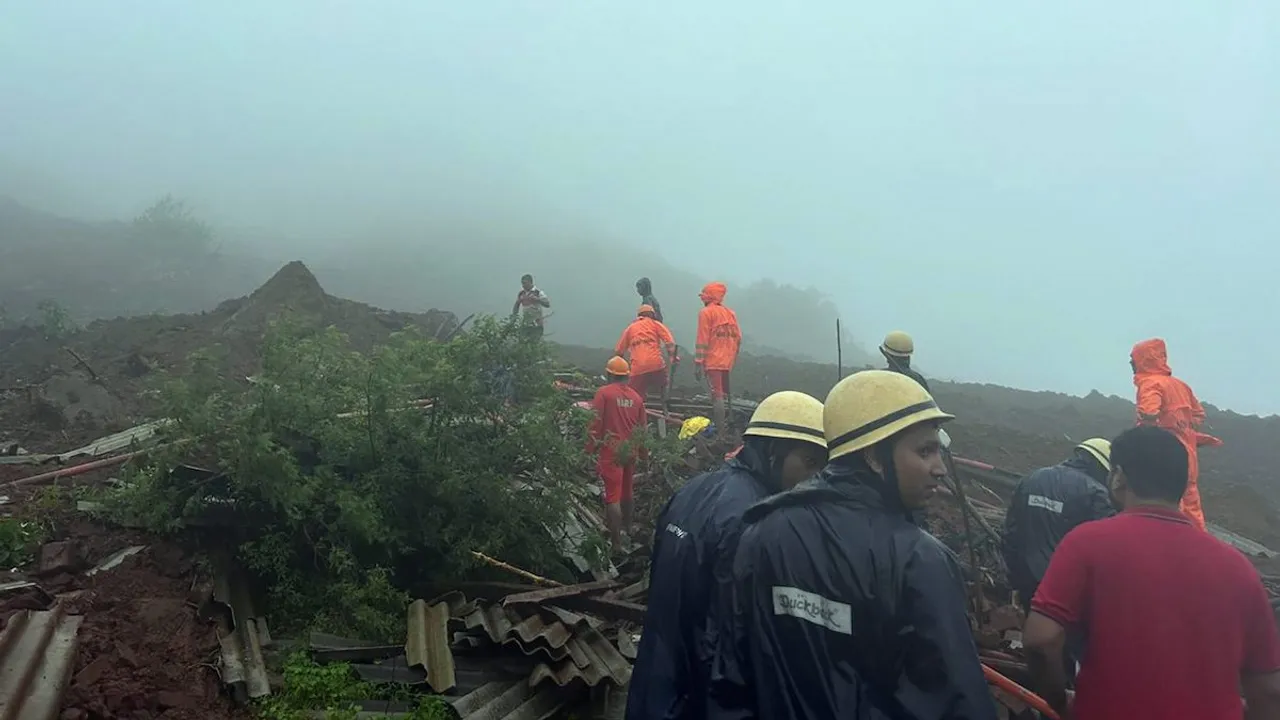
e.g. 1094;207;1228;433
605;356;630;376
743;391;827;450
880;330;914;358
679;416;712;440
1076;438;1112;472
824;370;954;461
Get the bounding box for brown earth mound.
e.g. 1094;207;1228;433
0;261;456;450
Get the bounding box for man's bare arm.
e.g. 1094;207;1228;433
1024;611;1071;717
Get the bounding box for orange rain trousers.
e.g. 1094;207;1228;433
1131;338;1221;530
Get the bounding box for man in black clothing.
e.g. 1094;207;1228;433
1002;438;1116;611
636;277;664;323
880;329;930;392
627;391;827;720
707;370;996;720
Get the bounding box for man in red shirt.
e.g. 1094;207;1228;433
587;356;648;553
1025;425;1280;720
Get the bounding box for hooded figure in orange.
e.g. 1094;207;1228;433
695;282;741;433
616;304;677;399
1130;338;1222;530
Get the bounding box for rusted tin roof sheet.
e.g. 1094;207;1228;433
0;606;84;720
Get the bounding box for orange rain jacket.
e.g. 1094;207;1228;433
1131;338;1221;530
695;282;741;372
616;316;676;376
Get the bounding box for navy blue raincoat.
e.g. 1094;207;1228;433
626;440;782;720
706;462;998;720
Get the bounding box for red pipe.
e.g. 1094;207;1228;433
2;451;142;488
982;664;1059;719
953;456;996;472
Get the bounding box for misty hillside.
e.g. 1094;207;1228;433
310;237;874;366
0;198;875;365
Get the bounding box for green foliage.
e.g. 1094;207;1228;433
132;194;214;255
256;653;452;719
0;518;45;570
103;316;593;640
35;299;74;339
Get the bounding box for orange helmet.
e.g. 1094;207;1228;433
605;356;630;376
637;304;655;317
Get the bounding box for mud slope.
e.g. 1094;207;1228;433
556;344;1280;548
0;261;457;449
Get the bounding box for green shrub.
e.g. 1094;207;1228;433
103;316;594;640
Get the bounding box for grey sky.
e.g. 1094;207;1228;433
3;1;1278;413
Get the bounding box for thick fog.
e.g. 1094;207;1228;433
3;1;1278;413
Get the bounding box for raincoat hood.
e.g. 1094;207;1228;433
731;436;786;494
636;277;652;294
1131;338;1172;376
699;282;727;305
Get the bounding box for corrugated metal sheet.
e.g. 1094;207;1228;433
1209;523;1277;558
441;594;630;689
210;561;271;699
406;599;456;691
0;420;170;466
0;606;84;720
450;678;581;720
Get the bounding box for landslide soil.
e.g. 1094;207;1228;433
0;261;456;451
557;345;1280;549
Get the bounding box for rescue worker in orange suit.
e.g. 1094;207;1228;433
587;357;649;552
694;282;741;435
1130;338;1222;531
616;304;677;400
880;330;930;392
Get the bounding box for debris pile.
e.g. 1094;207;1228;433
0;261;457;451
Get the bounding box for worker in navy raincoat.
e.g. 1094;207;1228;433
707;370;998;720
626;391;829;720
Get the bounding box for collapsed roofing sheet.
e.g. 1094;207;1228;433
450;678;581;720
0;420;170;466
437;592;631;689
0;607;84;720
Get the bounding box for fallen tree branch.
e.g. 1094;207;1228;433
470;550;562;587
62;346;100;382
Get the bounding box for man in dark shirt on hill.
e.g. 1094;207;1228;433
635;277;663;323
1025;425;1280;720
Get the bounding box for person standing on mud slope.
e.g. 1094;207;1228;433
511;274;551;341
1129;338;1221;530
694;282;741;436
707;371;997;720
586;357;648;553
627;391;827;720
880;330;930;392
616;304;677;401
1024;426;1280;720
636;277;663;323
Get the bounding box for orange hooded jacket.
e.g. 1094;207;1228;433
615;316;675;376
1131;338;1221;529
695;282;741;372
